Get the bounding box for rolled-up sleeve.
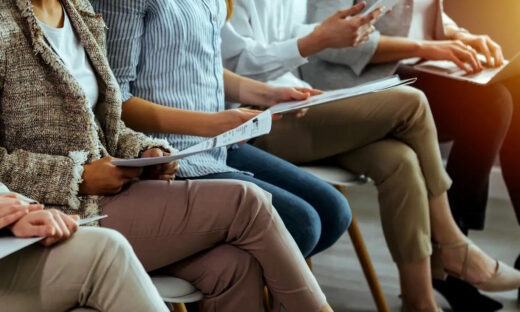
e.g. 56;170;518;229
91;0;146;102
221;3;315;82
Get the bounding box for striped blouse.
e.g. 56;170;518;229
91;0;237;178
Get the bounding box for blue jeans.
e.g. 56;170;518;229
190;144;352;257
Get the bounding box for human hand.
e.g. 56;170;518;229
79;156;143;195
299;2;382;57
0;194;42;229
419;40;483;73
453;32;504;67
140;148;179;180
11;209;79;247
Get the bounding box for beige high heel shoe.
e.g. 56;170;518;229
433;240;520;292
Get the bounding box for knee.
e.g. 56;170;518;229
316;188;351;247
485;84;513;130
281;201;322;257
84;228;134;259
237;181;274;215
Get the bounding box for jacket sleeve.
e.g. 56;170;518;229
308;0;379;76
0;148;88;210
91;0;146;102
114;120;173;159
221;2;317;82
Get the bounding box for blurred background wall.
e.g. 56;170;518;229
445;0;520;58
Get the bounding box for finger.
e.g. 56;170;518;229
0;204;26;218
141;148;163;158
359;7;383;25
0;193;19;199
354;32;371;46
119;167;143;179
0;198;24;211
289;89;310;101
28;204;44;212
454;48;479;72
478;39;493;67
336;2;366;18
488;41;504;67
51;210;70;239
0;210;28;229
295;88;323;96
448;52;470;73
22;224;55;238
157;174;175;181
61;213;79;234
272;114;283;121
467;46;483;71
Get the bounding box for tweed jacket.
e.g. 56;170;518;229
301;0;457;89
0;0;172;218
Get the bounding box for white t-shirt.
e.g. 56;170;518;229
37;8;99;109
408;0;437;41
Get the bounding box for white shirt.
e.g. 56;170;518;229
408;0;437;41
221;0;318;87
37;8;99;109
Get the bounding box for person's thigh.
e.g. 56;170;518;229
196;170;322;257
253;85;427;163
100;179;272;271
227;144;351;254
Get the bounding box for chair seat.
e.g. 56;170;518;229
151;276;202;303
300;166;368;187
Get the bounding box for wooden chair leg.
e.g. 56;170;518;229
171;303;188;312
306;257;313;272
336;186;390;312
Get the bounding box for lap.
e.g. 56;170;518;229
99;179;271;271
253;85;427;163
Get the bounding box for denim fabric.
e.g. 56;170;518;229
191;144;352;257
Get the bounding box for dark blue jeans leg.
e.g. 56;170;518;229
193;171;320;257
226;144;351;256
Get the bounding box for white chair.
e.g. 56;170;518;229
151;276;203;312
300;165;390;312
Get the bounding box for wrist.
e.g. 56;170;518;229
298;30;326;58
416;40;432;59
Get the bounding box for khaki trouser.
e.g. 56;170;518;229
100;179;326;312
0;228;168;312
253;86;452;263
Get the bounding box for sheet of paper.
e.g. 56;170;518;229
361;0;400;17
112;110;272;167
0;215;108;260
270;76;416;115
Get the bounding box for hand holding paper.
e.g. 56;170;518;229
112;110;273;167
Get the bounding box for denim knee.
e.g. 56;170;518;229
277;199;322;258
310;186;352;255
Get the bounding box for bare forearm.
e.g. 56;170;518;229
121;97;217;137
224;69;274;107
371;36;424;63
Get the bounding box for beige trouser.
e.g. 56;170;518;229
99;179;326;312
0;227;167;312
253;86;452;263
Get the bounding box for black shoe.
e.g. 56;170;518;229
515;255;520;304
433;276;503;312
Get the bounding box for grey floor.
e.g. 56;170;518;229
312;184;520;312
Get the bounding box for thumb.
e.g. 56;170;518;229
336;2;366;18
290;89;310;101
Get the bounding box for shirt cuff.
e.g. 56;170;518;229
273;38;309;69
120;83;133;103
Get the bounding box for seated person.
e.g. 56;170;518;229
0;187;167;311
220;0;520;311
305;0;520;310
0;0;331;311
90;0;353;260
